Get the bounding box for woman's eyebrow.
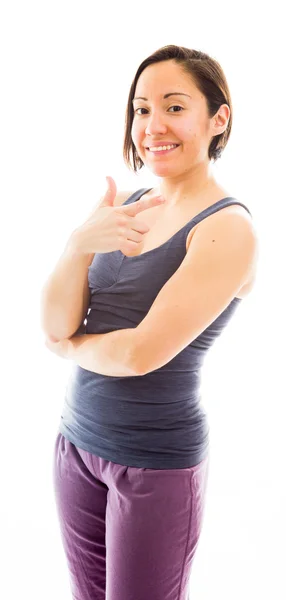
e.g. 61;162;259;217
132;92;192;103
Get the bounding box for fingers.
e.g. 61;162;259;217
123;194;165;216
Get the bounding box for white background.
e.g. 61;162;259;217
1;1;285;599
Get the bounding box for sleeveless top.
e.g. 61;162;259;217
58;188;252;469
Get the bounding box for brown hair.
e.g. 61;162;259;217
123;44;233;172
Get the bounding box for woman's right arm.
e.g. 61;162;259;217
40;190;133;342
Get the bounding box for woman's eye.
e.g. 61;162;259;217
169;105;184;112
134;105;183;115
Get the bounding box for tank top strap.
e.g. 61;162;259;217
190;196;253;225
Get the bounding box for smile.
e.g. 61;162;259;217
147;145;180;156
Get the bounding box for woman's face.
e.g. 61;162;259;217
131;60;218;177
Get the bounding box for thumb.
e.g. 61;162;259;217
99;176;117;207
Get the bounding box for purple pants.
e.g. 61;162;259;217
53;432;209;600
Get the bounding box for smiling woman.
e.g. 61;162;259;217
52;44;259;600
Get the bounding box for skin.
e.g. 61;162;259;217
131;59;230;208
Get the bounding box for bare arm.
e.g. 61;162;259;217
62;329;139;377
40;190;134;342
40;235;94;342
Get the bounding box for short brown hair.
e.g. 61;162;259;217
123;45;233;172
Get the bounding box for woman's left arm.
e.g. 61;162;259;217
45;328;139;377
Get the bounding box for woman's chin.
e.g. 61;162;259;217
148;164;181;176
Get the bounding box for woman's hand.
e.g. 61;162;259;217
73;175;165;257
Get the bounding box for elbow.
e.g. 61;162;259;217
124;329;146;377
47;334;60;343
131;347;149;377
42;321;86;344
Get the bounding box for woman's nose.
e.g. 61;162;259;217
145;113;168;135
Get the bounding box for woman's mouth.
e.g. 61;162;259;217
146;144;180;156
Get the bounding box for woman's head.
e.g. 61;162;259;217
123;45;232;176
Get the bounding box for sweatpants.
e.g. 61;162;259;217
53;431;209;600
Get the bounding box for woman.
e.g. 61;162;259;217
48;45;258;600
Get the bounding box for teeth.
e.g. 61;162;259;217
149;144;178;152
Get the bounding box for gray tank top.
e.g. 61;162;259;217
59;188;252;469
